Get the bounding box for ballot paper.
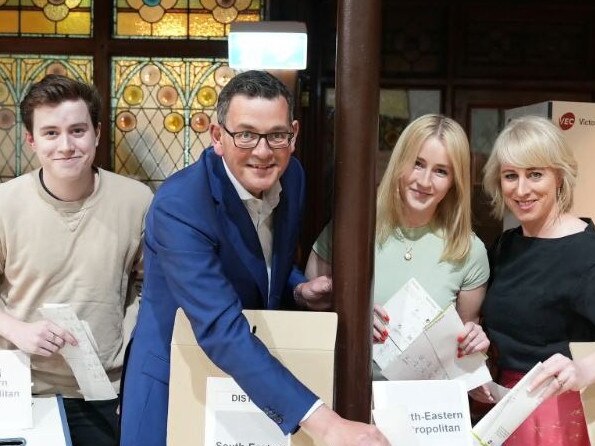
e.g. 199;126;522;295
374;279;491;390
472;362;554;446
373;278;442;370
204;377;290;446
373;380;473;446
38;304;117;401
373;405;420;446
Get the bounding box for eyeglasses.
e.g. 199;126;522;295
220;123;294;150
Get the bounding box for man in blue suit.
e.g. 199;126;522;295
120;70;388;446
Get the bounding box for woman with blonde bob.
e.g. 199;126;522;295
373;114;490;371
481;115;595;446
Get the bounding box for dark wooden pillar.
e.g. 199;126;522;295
333;0;381;422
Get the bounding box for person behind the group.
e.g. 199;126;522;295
120;70;389;446
482;115;595;446
309;114;491;371
0;75;153;446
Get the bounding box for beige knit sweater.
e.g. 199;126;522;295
0;168;152;397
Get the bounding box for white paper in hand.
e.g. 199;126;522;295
39;303;117;401
472;362;553;446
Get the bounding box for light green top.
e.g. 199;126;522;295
313;222;489;308
374;225;489;309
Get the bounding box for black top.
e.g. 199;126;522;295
482;218;595;373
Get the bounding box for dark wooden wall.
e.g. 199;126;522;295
273;0;595;255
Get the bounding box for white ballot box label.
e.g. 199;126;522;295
0;350;32;429
374;380;473;446
205;377;290;446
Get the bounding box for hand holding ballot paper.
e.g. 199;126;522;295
372;278;492;391
38;304;117;401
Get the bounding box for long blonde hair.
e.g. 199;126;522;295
376;114;472;262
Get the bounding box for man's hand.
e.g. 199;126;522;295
6;319;77;357
294;276;332;311
300;404;390;446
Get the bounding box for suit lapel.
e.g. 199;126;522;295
269;169;299;309
208;152;269;303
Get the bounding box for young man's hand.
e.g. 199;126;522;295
5;319;77;356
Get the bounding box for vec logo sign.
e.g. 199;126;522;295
559;112;575;130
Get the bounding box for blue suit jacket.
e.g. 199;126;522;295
120;148;317;446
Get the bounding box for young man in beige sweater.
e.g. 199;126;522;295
0;75;153;446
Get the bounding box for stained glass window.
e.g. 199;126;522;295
0;55;93;181
114;0;263;39
112;57;235;189
0;1;93;37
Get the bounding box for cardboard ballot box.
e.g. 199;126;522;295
168;308;338;446
505;101;595;223
570;342;595;445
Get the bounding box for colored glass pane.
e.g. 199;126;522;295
0;12;19;33
112;57;235;189
0;55;92;180
0;0;92;37
115;12;152;36
189;13;223;37
152;13;187;37
56;12;91;35
114;0;263;39
20;11;55;33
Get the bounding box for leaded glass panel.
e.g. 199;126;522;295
113;0;262;39
0;55;93;181
0;1;93;37
112;57;235;189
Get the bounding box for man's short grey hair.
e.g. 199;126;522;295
216;70;294;125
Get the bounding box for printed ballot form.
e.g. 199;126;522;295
373;380;473;446
472;362;555;446
204;377;290;446
373;278;491;390
0;350;32;429
39;304;117;401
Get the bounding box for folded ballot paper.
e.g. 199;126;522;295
472;362;555;446
373;278;492;390
38;304;117;401
570;342;595;444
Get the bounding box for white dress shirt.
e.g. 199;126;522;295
222;159;324;424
